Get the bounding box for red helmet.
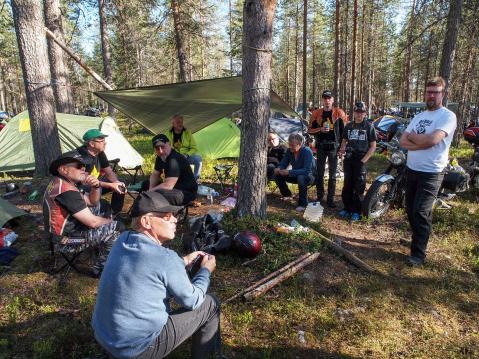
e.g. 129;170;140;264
232;231;262;258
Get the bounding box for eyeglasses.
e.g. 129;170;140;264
354;110;366;113
426;90;443;95
148;212;174;221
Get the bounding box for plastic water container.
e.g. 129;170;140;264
303;202;324;222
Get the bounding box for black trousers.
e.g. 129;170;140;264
140;180;196;206
101;187;125;214
341;157;367;213
316;147;338;202
405;168;444;260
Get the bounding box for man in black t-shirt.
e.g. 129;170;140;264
76;129;126;214
43;151;124;275
267;132;287;180
149;134;198;206
338;101;377;221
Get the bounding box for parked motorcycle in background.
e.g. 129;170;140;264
362;128;470;219
463;126;479;190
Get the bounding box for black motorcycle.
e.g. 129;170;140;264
362;135;407;219
464;126;479;190
362;130;470;219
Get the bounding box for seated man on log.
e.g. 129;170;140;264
274;133;315;212
92;191;221;359
43;151;124;275
146;134;198;206
76;128;126;215
166;114;203;180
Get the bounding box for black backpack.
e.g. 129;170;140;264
182;214;232;254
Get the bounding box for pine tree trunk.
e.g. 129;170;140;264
403;0;415;102
237;0;276;218
358;0;365;100
333;0;340;106
171;0;188;82
349;0;358;119
439;0;464;105
301;0;307;118
12;0;61;176
44;0;74;114
293;4;299;110
285;18;291;105
99;0;115;116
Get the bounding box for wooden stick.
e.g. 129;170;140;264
310;229;376;273
224;252;312;303
45;28;113;90
243;253;320;300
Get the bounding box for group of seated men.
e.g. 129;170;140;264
43;120;223;358
43;114;204;273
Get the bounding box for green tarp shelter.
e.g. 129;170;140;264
193;118;240;159
0;198;27;228
95;76;297;135
0;111;144;173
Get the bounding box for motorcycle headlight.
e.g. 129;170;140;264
390;150;406;166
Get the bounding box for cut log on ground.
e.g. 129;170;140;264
225;252;313;303
243;253;320;300
310;229;376;273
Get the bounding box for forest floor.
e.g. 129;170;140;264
0;127;478;359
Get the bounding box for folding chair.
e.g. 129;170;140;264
46;232;94;281
108;158;144;185
213;164;234;191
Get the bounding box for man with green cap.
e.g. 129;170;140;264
76;128;126;214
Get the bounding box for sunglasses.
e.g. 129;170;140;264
64;162;85;170
354;109;366;113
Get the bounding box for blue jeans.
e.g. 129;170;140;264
275;174;314;207
187;154;202;180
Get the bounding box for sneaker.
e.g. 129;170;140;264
295;206;306;212
407;256;424;266
350;212;361;221
338;209;350;219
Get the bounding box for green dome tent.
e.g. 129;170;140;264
193;118;240;159
0;111;143;173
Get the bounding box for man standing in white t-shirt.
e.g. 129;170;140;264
399;77;457;266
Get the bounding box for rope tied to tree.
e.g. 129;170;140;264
243;87;271;93
243;44;272;53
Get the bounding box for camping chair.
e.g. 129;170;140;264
213;164;234;191
46;231;95;282
108;158;144;185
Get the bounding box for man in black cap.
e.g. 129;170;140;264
308;90;347;207
43;150;124;275
148;134;198;206
92;191;221;359
338;101;377;221
76;128;126;214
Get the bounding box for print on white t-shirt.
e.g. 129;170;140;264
405;107;457;173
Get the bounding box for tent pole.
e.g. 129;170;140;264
44;28;113;91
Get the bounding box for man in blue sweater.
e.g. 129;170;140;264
274;133;315;212
92;191;221;359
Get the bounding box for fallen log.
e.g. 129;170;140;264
243;253;320;300
310;229;376;273
224;252;313;303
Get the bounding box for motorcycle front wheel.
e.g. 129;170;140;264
362;178;394;219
